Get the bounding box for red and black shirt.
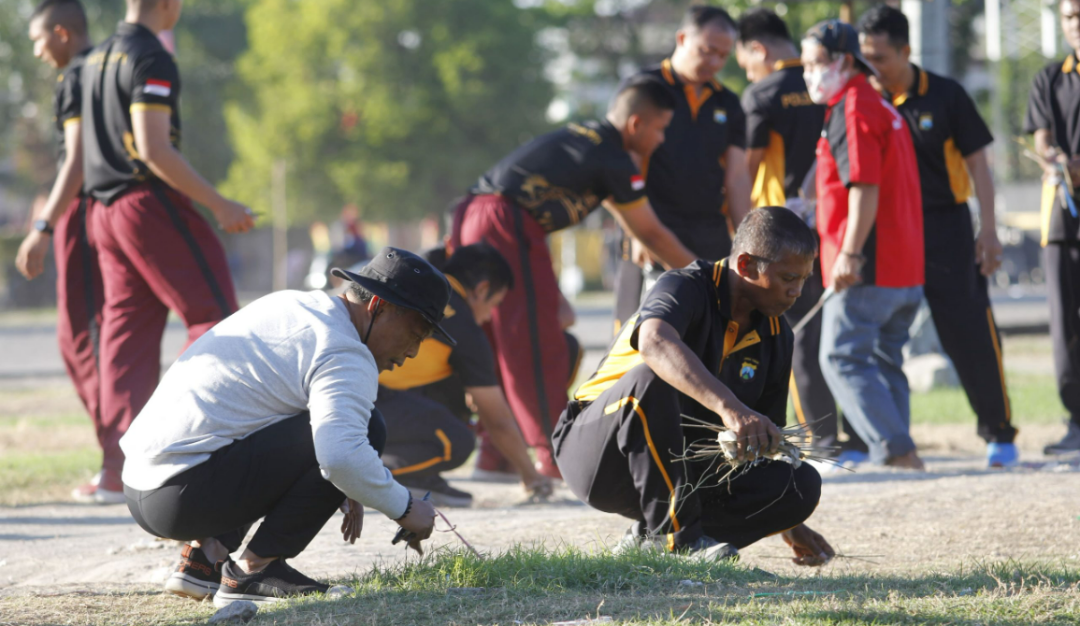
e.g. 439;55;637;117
816;73;924;288
631;60;746;253
741;60;825;206
1024;52;1080;244
471;119;646;234
53;48;90;171
575;259;791;429
887;65;994;211
82;22;181;206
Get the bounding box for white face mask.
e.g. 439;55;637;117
805;57;847;104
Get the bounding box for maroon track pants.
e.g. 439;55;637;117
90;183;238;474
449;195;569;466
54;196;104;450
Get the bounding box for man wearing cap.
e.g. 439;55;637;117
735;8;869;460
121;248;443;607
801;20;926;469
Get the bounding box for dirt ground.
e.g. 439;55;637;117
1;423;1076;601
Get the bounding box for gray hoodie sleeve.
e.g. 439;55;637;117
306;345;410;518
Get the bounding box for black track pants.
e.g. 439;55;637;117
125;410;386;559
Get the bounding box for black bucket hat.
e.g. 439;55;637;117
332;247;456;346
804;19;879;77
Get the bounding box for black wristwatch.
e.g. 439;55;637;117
33;219;54;236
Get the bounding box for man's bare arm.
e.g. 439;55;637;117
16;121;84;280
830;183;879;291
605;200;695;270
132;108;253;234
637;317;779;457
724;146;753;227
965;148;1003;276
468;386;550;493
746;147;766;186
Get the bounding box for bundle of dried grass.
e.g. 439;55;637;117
676;415;845;487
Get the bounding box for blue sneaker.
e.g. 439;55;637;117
835;450;869;466
987;442;1019;468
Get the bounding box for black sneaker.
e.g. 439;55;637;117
214;558;330;607
1045;421;1080;456
164;544;221;600
397;473;473;508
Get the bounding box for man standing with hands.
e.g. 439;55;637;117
802;20;926;469
17;0;108;501
79;0;254;501
858;5;1017;467
1025;0;1080;456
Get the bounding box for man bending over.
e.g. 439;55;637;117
121;248;443;607
554;207;834;563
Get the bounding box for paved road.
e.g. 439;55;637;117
0;288;1050;384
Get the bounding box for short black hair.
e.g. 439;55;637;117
346;281;375;303
857;4;909;48
609;75;677;121
31;0;87;36
731;206;817;268
681;5;737;34
737;8;793;46
436;244;515;295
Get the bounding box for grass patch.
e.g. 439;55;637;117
911;372;1065;426
7;548;1074;626
0;447;99;505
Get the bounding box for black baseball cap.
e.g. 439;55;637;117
803;19;879;77
332;247;457;346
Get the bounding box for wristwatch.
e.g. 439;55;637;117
33;219;54;235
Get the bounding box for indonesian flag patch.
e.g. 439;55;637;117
143;79;172;97
630;174;645;191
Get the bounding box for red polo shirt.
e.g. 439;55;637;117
815;74;924;288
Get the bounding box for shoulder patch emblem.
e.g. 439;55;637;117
714;109;727;124
739;358;759;381
919;113;933;130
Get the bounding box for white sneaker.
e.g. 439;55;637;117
71;472;126;504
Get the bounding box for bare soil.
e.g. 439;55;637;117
1;422;1076;601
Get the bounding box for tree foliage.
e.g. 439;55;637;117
222;0;553;224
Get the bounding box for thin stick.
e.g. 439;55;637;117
433;508;483;559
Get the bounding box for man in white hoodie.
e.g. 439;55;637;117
121;247;446;607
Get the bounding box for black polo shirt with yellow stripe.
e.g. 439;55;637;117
742;60;825;207
379;276;498;420
82;22;182;206
471;119;647;234
1024;52;1080;244
888;65;993;212
574;259;792;427
54;49;90;171
631;60;746;256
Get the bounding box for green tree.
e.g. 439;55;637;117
222;0;553;223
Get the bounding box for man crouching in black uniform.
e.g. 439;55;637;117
554;206;834;564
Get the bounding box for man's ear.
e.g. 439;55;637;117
366;295;383;314
900;44;912;62
751;40;768;60
735;252;759;278
53;24;70;44
474;279;491;302
675;29;687;48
